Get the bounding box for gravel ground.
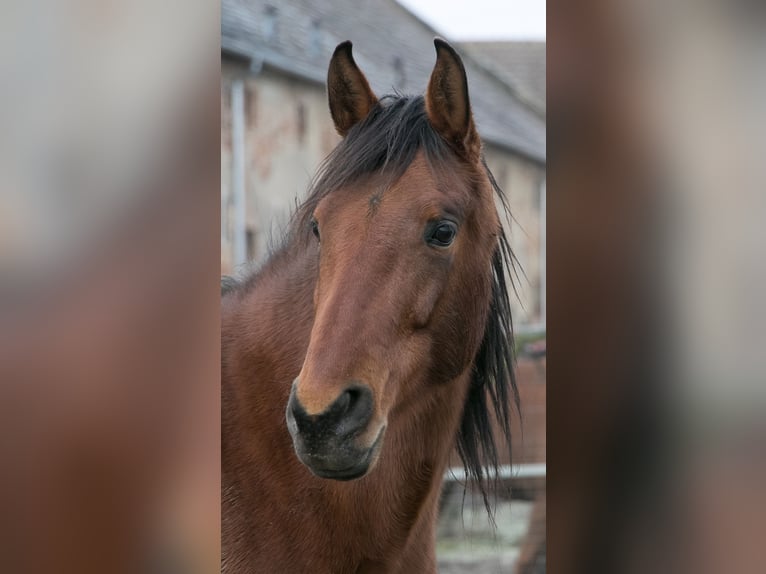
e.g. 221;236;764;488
435;488;532;573
437;553;519;574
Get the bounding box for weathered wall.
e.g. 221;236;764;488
484;145;546;324
222;59;341;273
221;57;545;324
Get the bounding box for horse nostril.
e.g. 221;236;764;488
287;383;373;441
336;388;352;415
336;385;372;437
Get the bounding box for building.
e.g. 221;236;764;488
221;0;546;326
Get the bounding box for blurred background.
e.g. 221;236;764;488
220;0;546;571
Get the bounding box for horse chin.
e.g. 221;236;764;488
296;427;386;482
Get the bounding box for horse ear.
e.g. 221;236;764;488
425;38;481;161
327;41;378;137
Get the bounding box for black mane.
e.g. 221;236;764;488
239;93;519;517
459;163;520;517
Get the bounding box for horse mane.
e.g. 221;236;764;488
459;163;520;517
234;93;520;517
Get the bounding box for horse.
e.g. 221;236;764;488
222;39;519;573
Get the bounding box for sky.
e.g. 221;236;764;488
396;0;546;41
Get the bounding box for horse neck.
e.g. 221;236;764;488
222;241;316;444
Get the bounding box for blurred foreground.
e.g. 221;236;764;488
0;2;220;573
548;0;766;572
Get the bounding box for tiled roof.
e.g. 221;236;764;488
461;41;546;114
222;0;546;163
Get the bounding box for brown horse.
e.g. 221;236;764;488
222;39;519;573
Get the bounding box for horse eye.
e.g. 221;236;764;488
311;219;320;241
426;221;457;247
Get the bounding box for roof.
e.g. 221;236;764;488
461;41;546;114
222;0;546;164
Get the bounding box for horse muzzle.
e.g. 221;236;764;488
285;381;384;481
